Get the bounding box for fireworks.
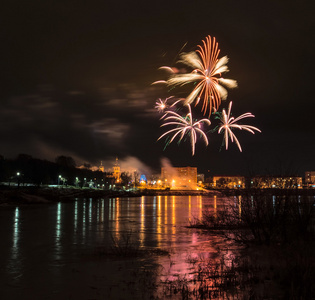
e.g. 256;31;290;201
157;35;237;116
154;96;181;112
155;98;169;112
158;104;211;155
155;35;259;155
218;101;261;152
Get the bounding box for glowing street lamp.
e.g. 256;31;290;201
17;172;21;187
75;177;79;187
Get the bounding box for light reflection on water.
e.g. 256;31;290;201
0;195;234;299
13;207;19;249
11;207;20;266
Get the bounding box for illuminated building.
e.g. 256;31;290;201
197;174;205;183
140;174;147;185
99;161;105;173
113;157;120;183
251;176;302;189
161;166;197;189
212;176;245;189
305;171;315;188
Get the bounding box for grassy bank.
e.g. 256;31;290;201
184;192;315;299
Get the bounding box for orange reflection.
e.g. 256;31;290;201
115;198;120;240
214;195;217;220
188;196;191;222
157;196;161;247
164;196;168;235
172;196;176;236
199;195;202;220
238;195;242;219
140;196;145;246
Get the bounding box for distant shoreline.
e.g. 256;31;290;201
0;186;314;206
0;186;220;205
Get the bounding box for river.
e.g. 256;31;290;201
0;195;238;299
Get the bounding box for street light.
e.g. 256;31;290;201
75;177;79;187
17;172;21;187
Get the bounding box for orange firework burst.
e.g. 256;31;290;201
156;36;237;116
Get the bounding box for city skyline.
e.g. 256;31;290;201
0;0;314;176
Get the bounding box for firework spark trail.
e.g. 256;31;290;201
155;97;172;112
218;101;261;152
154;35;237;116
158;104;211;155
155;97;185;113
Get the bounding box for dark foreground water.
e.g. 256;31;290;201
0;195;237;299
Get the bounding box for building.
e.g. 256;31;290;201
251;176;302;189
99;161;105;173
113;157;121;183
305;171;315;187
197;174;205;184
212;176;245;189
161;166;197;189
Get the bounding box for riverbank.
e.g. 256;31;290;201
1;186;314;206
0;186;221;205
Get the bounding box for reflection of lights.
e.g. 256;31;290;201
199;195;202;219
238;196;242;219
153;197;156;231
112;199;115;220
56;202;61;240
164;196;168;234
82;201;86;241
13;207;19;249
272;195;276;210
157;196;161;247
96;200;99;223
115;198;120;239
172;196;175;236
56;202;62;257
11;207;20;264
74;200;78;231
89;198;92;224
140;196;145;246
188;196;191;222
101;200;104;223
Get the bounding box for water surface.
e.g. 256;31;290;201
0;195;236;299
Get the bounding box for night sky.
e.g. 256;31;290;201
1;0;314;177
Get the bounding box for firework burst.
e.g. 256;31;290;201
218;101;261;152
158;104;210;155
155;97;170;112
155;35;237;116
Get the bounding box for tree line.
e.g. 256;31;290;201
0;154;134;188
